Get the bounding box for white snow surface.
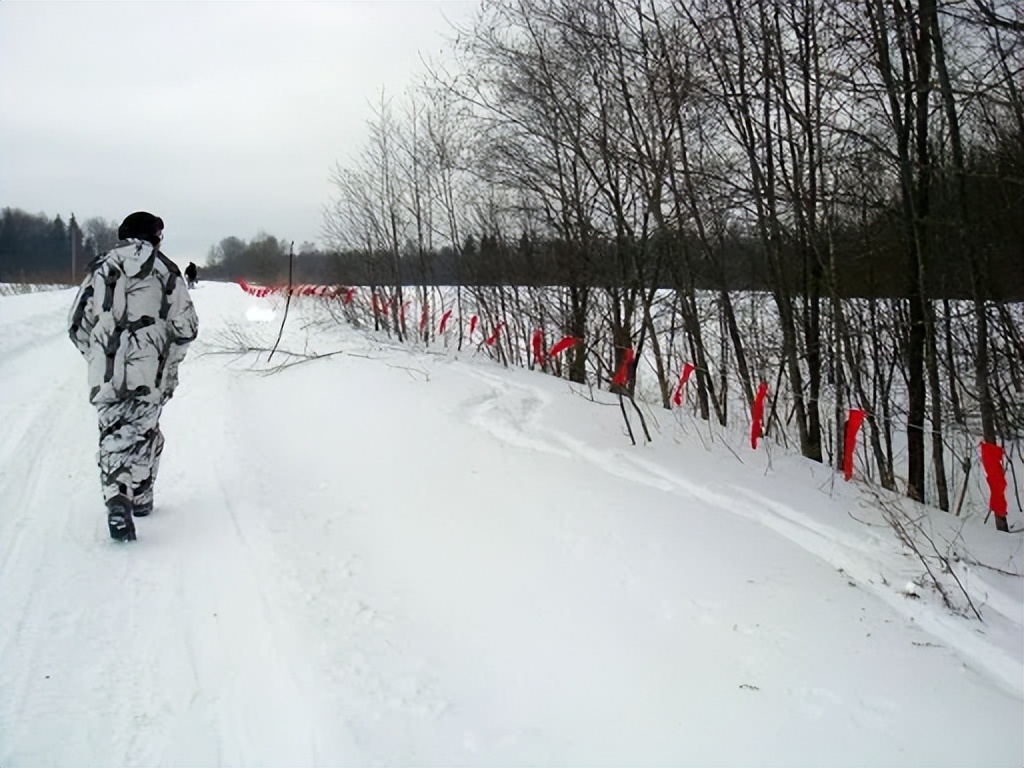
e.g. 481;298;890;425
1;282;1021;767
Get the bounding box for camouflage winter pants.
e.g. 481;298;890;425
96;401;164;506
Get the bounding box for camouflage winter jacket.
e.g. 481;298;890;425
69;239;199;405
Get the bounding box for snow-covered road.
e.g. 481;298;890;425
1;283;1021;766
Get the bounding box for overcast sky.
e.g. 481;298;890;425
0;0;479;264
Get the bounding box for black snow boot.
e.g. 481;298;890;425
133;499;153;517
107;495;137;541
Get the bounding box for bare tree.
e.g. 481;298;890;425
83;217;119;254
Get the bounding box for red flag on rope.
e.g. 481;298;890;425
439;309;453;334
237;278;251;294
751;381;768;449
980;442;1008;517
672;363;695;406
612;348;635;387
469;316;478;337
843;408;866;481
548;336;578;358
532;329;546;366
343;287;356;304
420;302;429;331
485;322;504;346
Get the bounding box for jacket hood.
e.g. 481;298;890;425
109;239;159;278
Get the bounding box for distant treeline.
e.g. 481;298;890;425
4;150;1020;300
201;171;1023;301
0;208;120;283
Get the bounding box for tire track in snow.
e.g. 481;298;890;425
0;340;199;763
0;339;90;660
0;330;145;763
0;289;74;362
147;357;362;764
0;307;357;764
200;350;457;761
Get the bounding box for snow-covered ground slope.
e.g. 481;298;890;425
1;282;1021;766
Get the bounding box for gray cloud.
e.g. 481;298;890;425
1;0;477;264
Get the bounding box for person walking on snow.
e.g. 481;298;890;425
68;211;199;541
185;261;198;289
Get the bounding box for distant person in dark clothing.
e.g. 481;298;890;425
185;261;198;289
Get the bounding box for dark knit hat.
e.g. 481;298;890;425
118;211;164;245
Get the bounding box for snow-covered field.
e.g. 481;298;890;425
1;281;1021;766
